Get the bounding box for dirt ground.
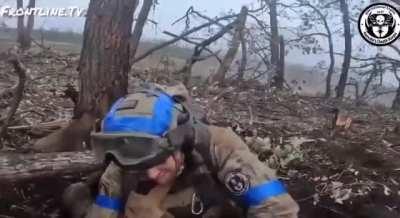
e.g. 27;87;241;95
1;48;400;218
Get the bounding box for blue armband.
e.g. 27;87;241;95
242;179;288;207
95;195;123;212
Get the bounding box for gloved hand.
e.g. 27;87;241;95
166;119;213;167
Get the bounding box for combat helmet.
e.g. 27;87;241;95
91;83;192;170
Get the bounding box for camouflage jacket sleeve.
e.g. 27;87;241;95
194;125;299;218
85;162;125;218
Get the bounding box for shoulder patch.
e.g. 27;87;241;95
224;171;250;196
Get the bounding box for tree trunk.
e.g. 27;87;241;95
361;61;377;97
22;0;35;49
276;35;285;89
392;86;400;110
392;65;400;110
16;0;25;47
336;0;352;99
131;0;153;60
34;0;138;152
237;28;247;81
304;3;335;98
269;0;280;89
324;22;335;98
77;0;138;117
346;82;359;100
212;6;248;85
0;151;100;184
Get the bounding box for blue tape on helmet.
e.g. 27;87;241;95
242;180;288;207
95;195;123;212
102;93;174;136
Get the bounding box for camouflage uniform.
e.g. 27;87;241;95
74;83;299;218
166;125;298;218
84;125;299;218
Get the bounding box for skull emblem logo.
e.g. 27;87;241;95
376;15;385;26
359;3;400;46
366;13;395;38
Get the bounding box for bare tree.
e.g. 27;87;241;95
237;28;248;81
280;0;336;94
16;0;24;47
269;0;283;89
277;35;285;88
336;0;352;99
34;0;138;152
212;6;248;85
300;1;336;97
361;63;375;97
392;63;400;110
131;0;154;60
24;0;35;48
0;58;26;147
16;0;35;49
389;44;400;110
180;21;236;86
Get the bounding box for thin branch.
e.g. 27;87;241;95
191;10;226;29
389;44;400;56
366;90;397;100
393;63;400;82
0;58;26;146
162;31;222;63
287;32;328;43
132;14;237;64
248;33;271;67
350;63;375;69
247;1;268;13
333;52;377;62
172;6;194;27
277;2;301;8
180;21;237;85
247;14;272;38
323;0;340;8
350;17;358;23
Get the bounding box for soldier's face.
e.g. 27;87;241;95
146;151;184;185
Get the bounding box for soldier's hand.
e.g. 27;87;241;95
166;123;193;150
166;120;212;168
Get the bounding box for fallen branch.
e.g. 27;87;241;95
0;58;27;147
0;151;100;184
0;109;46;124
7;119;68;131
180;21;237;86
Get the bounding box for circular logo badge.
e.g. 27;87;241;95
358;3;400;46
224;171;250;196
